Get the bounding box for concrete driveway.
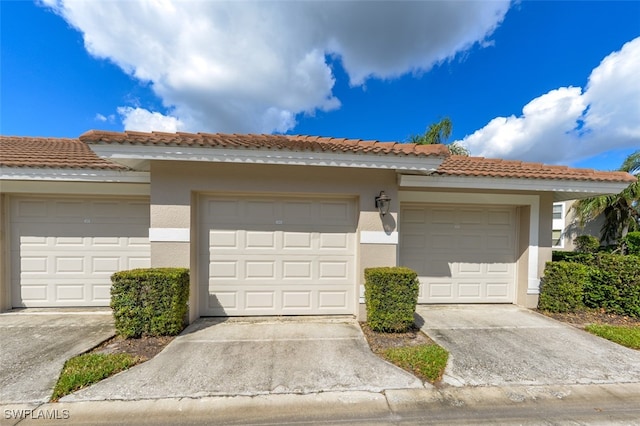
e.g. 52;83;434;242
416;305;640;387
62;317;423;402
0;310;115;404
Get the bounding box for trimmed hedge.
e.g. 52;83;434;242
622;232;640;255
585;254;640;317
552;251;594;263
539;254;640;317
110;268;190;338
538;261;590;313
574;235;600;253
365;267;419;332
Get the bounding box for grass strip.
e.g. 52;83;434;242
51;353;139;401
383;344;448;383
585;324;640;350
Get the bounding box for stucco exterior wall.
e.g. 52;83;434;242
0;193;9;311
539;193;554;272
515;205;530;307
523;193;554;308
558;200;604;251
149;161;398;320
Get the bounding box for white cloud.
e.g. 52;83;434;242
95;113;115;123
40;0;510;134
117;107;184;133
459;37;640;164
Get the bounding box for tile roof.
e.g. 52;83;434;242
0;136;127;170
79;130;450;157
435;155;637;183
1;131;636;184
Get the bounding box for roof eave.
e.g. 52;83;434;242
398;174;631;200
0;167;150;183
88;143;445;172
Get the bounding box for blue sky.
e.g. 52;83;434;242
2;1;639;171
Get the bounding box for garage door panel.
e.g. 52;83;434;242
283;202;313;222
487;234;512;250
204;284;352;316
283;261;312;278
200;195;355;316
56;285;84;301
207;199;240;220
401;204;516;304
402;209;426;223
283;232;312;248
246;292;275;310
209;230;238;248
488;210;512;225
283;291;312;309
487;283;510;297
458;283;481;298
11;197;150;307
56;201;85;217
459;209;484;224
92;257;120;273
245;261;276;279
319;233;349;250
431;208;456;224
246;231;276;248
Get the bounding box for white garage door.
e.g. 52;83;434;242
199;195;356;316
10;197;150;307
400;204;516;303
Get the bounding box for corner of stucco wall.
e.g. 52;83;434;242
0;192;10;312
538;193;553;277
516;205;530;306
523;294;539;309
358;303;367;322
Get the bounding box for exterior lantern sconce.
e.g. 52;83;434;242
375;191;391;216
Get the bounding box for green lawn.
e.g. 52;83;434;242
585;324;640;350
383;344;449;383
51;353;139;401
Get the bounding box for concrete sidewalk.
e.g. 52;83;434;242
416;305;640;387
61;317;424;402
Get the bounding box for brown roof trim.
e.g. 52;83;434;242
0;136;127;170
435;155;637;183
79;130;451;157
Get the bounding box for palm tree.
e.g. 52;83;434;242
572;150;640;244
409;117;470;156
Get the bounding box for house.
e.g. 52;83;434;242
1;131;635;321
552;200;604;251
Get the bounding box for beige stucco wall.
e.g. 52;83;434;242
150;161;398;320
0;193;9;311
522;193;554;308
557;200;603;251
515;205;530;307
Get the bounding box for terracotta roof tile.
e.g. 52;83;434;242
79;130;448;157
435;156;637;183
2;131;635;184
0;136;126;170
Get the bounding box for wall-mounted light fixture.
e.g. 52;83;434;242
375;191;391;216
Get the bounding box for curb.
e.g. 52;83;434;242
3;383;640;425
